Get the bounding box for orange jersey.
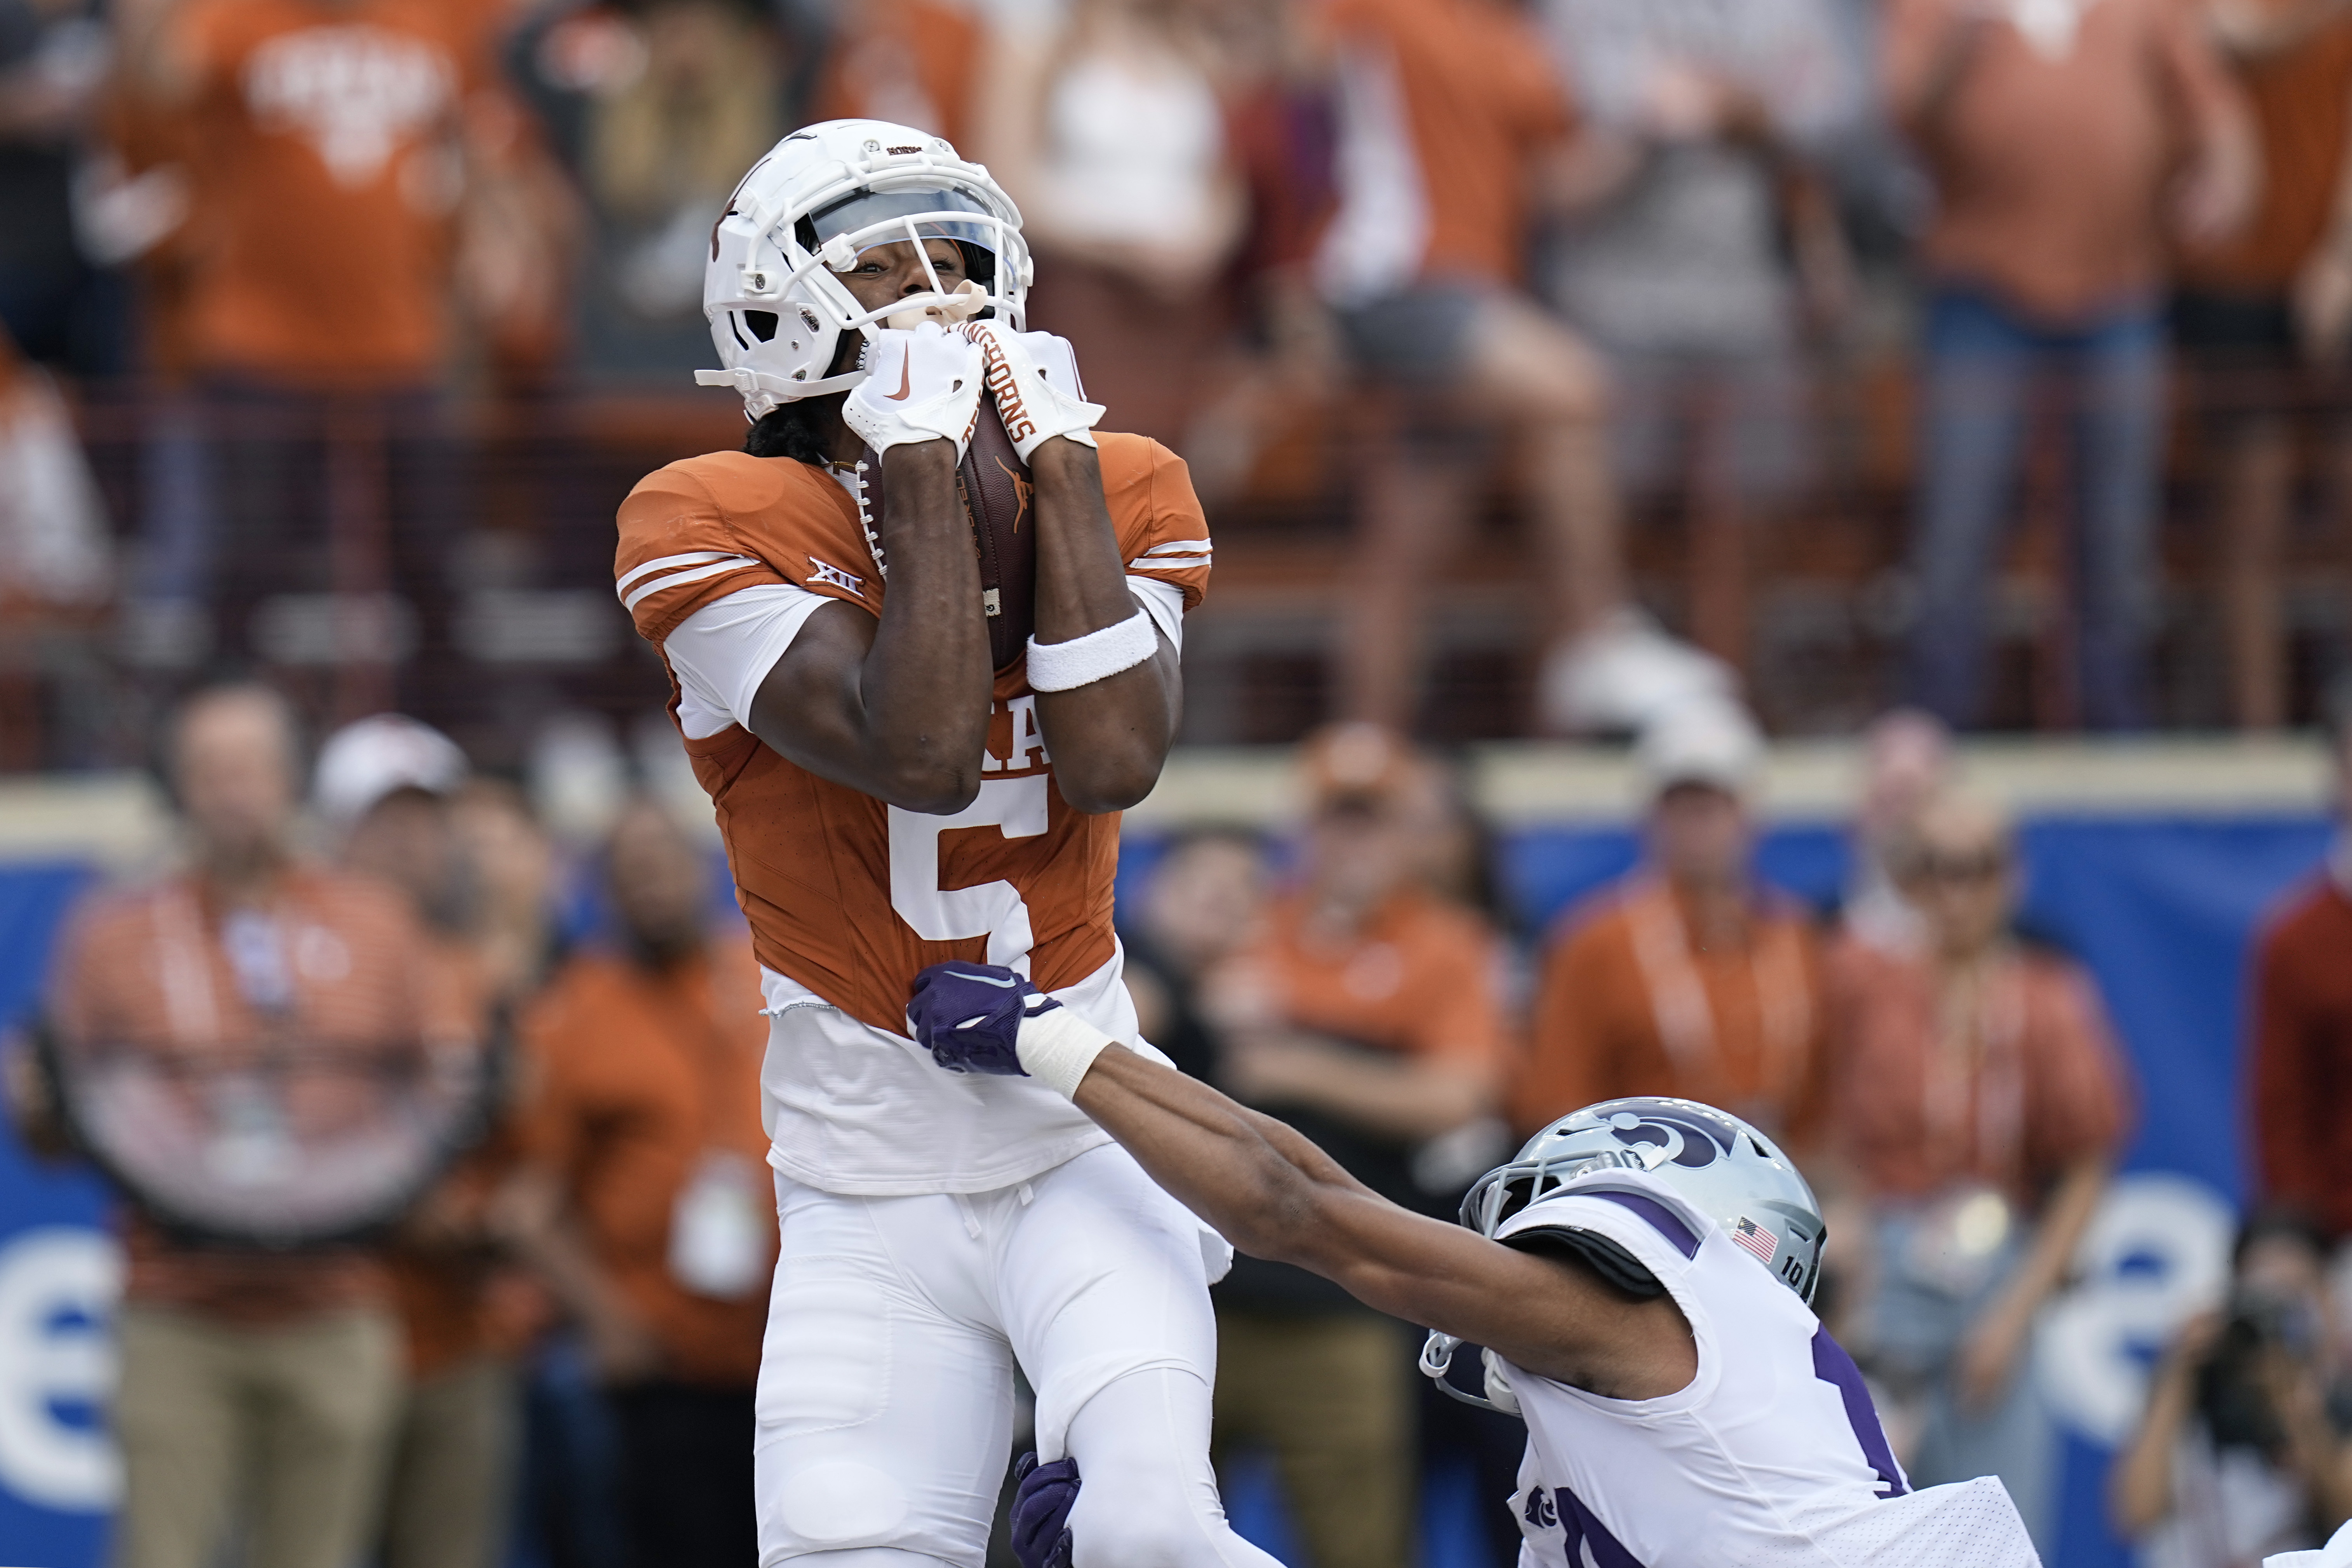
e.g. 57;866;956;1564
616;433;1210;1034
170;0;481;384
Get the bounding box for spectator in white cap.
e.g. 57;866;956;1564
1511;700;1835;1160
316;714;524;1568
317;713;473;919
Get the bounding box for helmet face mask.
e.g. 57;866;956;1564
1458;1140;1673;1241
699;120;1033;418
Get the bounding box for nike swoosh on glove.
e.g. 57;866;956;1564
1010;1451;1079;1568
842;324;985;459
905;961;1061;1075
962;322;1105;462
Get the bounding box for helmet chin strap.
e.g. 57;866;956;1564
1420;1333;1519;1417
694;362;872;416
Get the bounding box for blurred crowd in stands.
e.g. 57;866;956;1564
4;0;2352;752
12;681;2352;1567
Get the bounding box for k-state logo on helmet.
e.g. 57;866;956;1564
1607;1105;1741;1168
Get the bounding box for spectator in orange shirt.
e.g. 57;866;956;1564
1825;790;2133;1552
17;684;460;1568
1515;701;1833;1149
1884;0;2258;729
507;797;772;1568
1201;722;1509;1568
313;714;530;1568
117;0;494;700
2172;0;2352;730
2248;687;2352;1239
124;0;481;386
1312;0;1730;735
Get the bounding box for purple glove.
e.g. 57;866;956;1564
905;961;1061;1075
1010;1450;1078;1568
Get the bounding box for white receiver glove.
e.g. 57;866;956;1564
962;322;1105;462
842;324;986;461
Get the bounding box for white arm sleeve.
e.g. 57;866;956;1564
1126;575;1185;655
664;582;836;740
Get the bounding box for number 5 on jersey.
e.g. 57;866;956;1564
888;774;1050;972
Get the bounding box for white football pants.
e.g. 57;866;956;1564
754;1143;1280;1568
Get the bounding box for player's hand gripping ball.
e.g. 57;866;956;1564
905;961;1061;1075
960;322;1104;463
1010;1451;1079;1568
842;323;986;460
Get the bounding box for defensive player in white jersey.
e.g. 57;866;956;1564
616;122;1279;1566
906;963;2046;1567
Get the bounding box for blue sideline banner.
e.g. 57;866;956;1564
2;816;2338;1566
0;862;111;1568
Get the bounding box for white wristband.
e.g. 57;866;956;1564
1025;608;1157;692
1015;1005;1115;1099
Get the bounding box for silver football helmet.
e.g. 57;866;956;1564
697;119;1032;418
1420;1097;1825;1414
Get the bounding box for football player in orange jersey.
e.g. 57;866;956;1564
613;121;1275;1568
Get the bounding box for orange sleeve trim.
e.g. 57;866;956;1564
1112;436;1213;613
617;463;791;644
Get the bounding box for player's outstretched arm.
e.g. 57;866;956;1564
745;439;997;814
1070;1044;1694;1399
905;961;1693;1399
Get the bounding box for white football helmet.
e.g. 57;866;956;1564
1421;1097;1826;1415
696;119;1032;418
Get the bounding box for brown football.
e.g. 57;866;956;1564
959;401;1038;671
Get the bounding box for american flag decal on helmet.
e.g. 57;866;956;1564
1732;1217;1778;1265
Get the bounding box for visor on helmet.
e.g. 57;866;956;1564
802;185;1000;257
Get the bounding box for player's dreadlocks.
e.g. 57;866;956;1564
744;393;842;466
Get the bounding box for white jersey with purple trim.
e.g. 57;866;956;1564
1494;1168;2042;1568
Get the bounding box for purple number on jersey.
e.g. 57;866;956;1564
1811;1327;1908;1499
1527;1481;1646;1567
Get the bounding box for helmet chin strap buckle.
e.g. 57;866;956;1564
1419;1331;1519;1417
694;363;871;414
